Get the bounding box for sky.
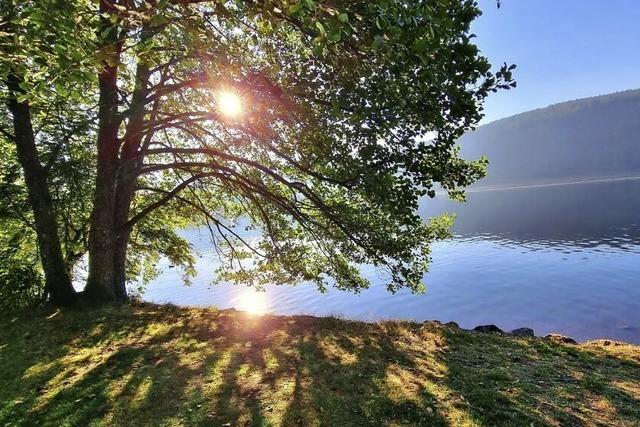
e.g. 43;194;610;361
472;0;640;123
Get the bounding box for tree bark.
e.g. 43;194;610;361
110;61;152;300
85;10;153;302
84;2;121;303
84;74;119;303
5;74;77;305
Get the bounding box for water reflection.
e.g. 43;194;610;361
423;178;640;249
142;179;640;343
232;288;269;315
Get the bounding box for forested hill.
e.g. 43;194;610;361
460;89;640;188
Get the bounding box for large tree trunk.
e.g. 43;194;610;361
84;69;119;302
111;166;138;301
112;174;137;301
84;3;121;303
112;229;131;301
110;59;152;300
108;173;136;301
85;11;152;302
5;74;77;305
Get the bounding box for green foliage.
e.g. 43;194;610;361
119;0;514;292
0;223;44;309
0;0;96;106
0;139;44;308
1;0;515;303
0;0;97;305
128;214;198;293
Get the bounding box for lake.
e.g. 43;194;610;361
141;178;640;344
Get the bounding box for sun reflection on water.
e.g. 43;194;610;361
235;289;269;315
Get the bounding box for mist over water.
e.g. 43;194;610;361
141;178;640;343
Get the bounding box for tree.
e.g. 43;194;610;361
0;143;48;308
0;0;96;304
3;0;515;306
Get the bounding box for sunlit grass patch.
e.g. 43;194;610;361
1;302;639;426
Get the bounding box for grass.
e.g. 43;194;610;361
1;302;639;426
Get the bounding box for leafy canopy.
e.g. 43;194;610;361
1;0;514;299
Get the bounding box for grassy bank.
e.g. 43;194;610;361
1;303;639;426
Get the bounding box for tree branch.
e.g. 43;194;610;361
124;172;215;229
137;183;265;259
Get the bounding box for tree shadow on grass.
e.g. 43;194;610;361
1;304;213;425
1;304;639;426
277;318;450;426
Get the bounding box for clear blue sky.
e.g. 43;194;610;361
473;0;640;123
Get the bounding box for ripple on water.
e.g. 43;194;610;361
141;180;640;343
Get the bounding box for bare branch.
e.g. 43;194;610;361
124;172;215;229
145;77;207;104
137;184;265;259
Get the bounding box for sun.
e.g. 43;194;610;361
217;90;243;117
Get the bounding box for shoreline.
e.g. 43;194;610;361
215;305;631;346
430;174;640;196
144;299;639;346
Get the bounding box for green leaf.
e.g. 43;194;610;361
289;3;303;14
413;38;427;53
328;29;341;42
16;93;30;103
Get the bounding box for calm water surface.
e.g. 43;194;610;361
141;179;640;343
